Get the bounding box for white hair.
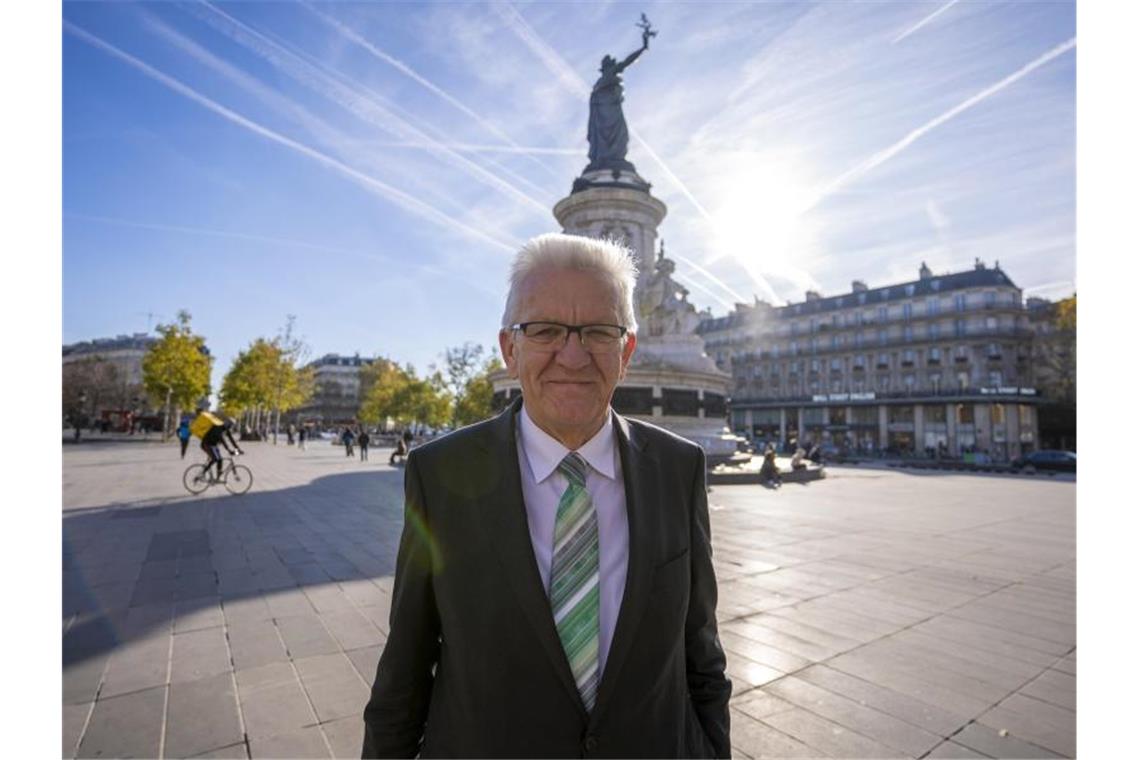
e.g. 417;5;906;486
500;233;639;331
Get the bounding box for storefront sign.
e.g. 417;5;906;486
811;392;877;403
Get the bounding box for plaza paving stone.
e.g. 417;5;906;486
63;438;1075;758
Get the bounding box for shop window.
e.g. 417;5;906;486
925;405;948;424
888;406;914;423
956;403;974;424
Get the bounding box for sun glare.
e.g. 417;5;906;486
710;153;819;292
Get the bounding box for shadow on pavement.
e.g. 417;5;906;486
62;467;407;671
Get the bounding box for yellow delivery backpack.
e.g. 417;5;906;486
190;411;223;440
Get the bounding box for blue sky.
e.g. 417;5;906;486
62;1;1076;396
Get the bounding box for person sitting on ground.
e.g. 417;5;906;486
389;432;409;465
759;444;782;487
790;446;807;471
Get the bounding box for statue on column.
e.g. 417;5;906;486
586;15;655;174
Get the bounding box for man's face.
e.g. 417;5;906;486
499;267;637;447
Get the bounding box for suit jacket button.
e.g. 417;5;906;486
584;735;598;752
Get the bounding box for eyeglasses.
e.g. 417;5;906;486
510;321;629;352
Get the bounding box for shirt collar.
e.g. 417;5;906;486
518;404;617;484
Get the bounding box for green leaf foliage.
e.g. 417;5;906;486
141;310;212;411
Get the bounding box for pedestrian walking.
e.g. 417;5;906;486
287;423;296;446
298;426;307;450
176;417;192;459
359;429;370;461
342;426;355;457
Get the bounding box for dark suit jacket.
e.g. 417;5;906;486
362;398;732;758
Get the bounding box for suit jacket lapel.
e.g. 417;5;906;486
592;411;654;719
476;398;587;718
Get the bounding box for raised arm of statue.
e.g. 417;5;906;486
615;37;649;73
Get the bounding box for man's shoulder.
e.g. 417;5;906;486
409;413;505;463
619;414;704;459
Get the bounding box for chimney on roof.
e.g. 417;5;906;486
852;280;867;293
919;262;932;280
974;257;985;271
805;290;822;301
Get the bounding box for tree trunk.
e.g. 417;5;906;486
162;386;172;441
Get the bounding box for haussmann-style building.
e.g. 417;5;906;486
697;260;1042;461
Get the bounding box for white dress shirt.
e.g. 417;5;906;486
515;404;630;679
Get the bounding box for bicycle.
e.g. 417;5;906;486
183;454;253;495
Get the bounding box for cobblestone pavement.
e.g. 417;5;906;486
63;439;1075;759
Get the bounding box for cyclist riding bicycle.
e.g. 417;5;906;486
191;409;243;480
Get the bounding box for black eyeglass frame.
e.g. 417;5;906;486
508;321;630;348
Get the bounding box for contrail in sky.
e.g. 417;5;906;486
65;213;407;265
192;1;551;214
301;1;562;181
892;0;961;44
63;21;519;253
809;37;1076;210
349;141;582;156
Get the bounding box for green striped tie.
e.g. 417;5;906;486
550;453;600;712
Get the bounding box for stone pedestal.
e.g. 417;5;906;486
553;187;666;276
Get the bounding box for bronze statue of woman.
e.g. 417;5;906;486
586;20;653;173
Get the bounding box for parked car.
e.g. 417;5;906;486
1011;449;1076;474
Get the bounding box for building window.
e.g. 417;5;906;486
903;325;914;341
957;403;974;424
830;335;839;350
929;347;942;362
957;371;969;390
855;331;864;347
928;323;940;339
927;298;940;316
810;359;820;373
954;319;967;337
877;306;888;322
878;375;891;391
902;349;915;365
985;291;997;308
877;329;888;345
888;405;914;423
985;316;998;330
877;352;890;367
830;358;842;371
902;303;913;319
858;293;867;304
905;284;915;296
903;374;916;389
988;370;1003;386
929;374;942;392
955;294;967;312
853;355;866;368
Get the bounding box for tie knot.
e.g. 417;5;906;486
558;453;588;487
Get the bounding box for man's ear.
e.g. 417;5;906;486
618;331;637;380
498;329;519;378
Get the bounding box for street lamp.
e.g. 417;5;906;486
75;391;87;443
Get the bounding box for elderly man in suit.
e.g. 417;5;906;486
362;233;731;758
